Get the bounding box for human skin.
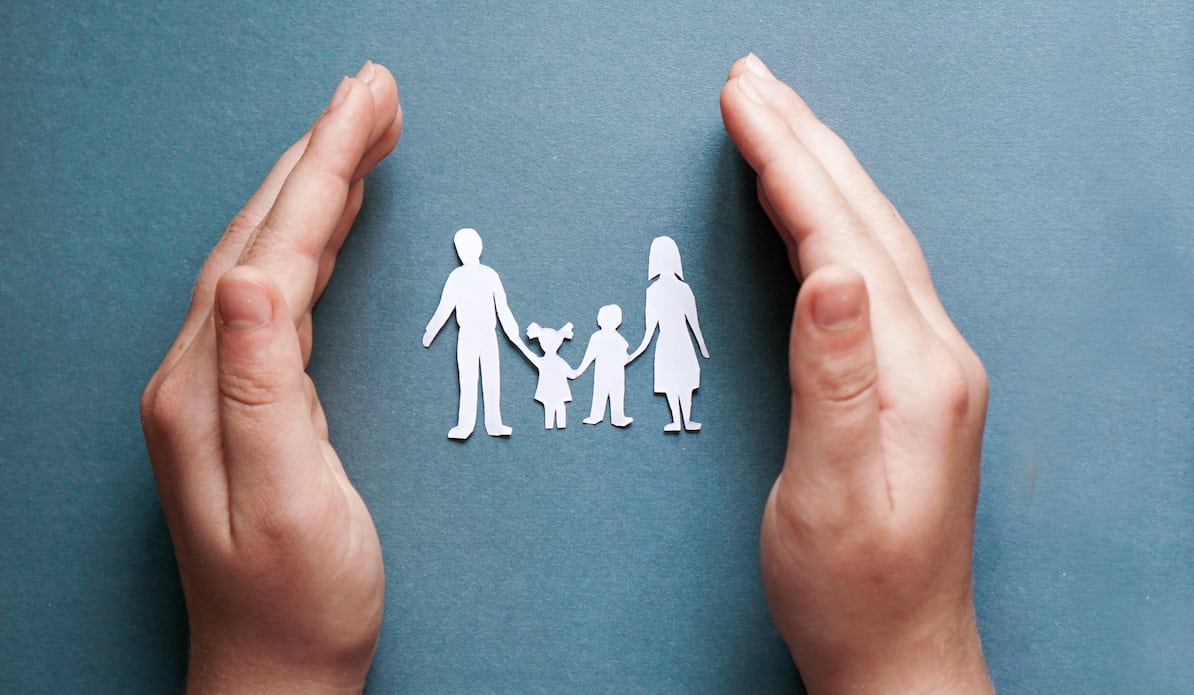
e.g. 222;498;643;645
141;55;992;694
720;55;994;693
140;61;401;694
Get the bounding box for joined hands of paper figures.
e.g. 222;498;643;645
423;229;709;438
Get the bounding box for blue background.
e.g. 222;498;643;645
2;2;1192;693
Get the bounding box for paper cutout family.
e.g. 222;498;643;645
423;228;710;439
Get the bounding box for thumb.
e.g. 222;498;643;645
784;264;886;510
214;265;324;503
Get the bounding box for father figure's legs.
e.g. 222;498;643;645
477;330;511;436
452;339;480;439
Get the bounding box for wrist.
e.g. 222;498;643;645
794;607;993;695
186;635;372;695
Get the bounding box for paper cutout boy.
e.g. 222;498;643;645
423;228;534;440
571;304;634;428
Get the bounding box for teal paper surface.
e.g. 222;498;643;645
2;2;1192;692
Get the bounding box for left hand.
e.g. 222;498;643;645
140;61;402;694
720;54;992;694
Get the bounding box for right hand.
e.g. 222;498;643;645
720;55;993;694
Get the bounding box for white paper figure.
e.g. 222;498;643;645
525;322;574;430
423;228;534;440
628;236;710;432
572;304;634;427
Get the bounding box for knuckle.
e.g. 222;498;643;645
240;484;342;552
926;356;971;420
254;216;323;270
808;355;877;407
250;499;308;547
773;484;826;534
943;371;972;420
967;353;991;407
945;373;971;418
769;491;826;560
139;377;159;428
143;369;190;437
754;150;789;194
817;196;859;236
761;169;856;242
772;470;854;539
219;368;286;410
786;96;818;126
859;184;903;226
225;208;264;245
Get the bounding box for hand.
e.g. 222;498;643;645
517;339;538;363
422;327;436;348
140;61;402;694
721;55;992;694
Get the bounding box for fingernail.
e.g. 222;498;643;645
356;60;376;84
328;77;352;110
813;282;863;330
218;277;272;332
737;73;765;104
744;53;774;79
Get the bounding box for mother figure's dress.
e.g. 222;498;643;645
645;276;700;396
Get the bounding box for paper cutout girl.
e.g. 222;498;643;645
526;322;574;430
629;236;710;432
572;304;634;427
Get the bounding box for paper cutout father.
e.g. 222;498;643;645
423;228;534;440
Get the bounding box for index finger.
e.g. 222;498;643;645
727;55;966;351
159;62;402;378
720;70;924;334
239;75;382;322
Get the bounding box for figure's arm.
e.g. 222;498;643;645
423;276;456;347
628;302;658;363
493;280;535;362
685;286;710;359
571;341;597;379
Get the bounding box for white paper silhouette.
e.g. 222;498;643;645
628;236;710;432
572;304;634;427
526;322;574;430
423;228;534;440
422;231;711;440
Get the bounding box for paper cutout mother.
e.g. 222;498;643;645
424;228;534;440
629;236;710;432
